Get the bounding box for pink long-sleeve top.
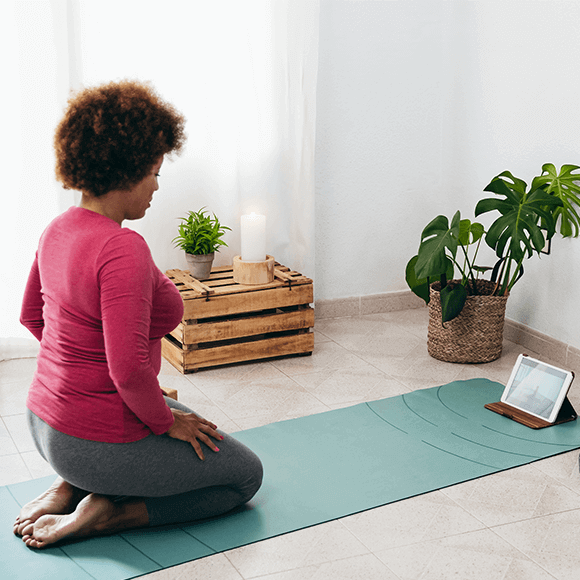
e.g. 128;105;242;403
20;206;184;443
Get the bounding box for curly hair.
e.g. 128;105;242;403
54;80;186;197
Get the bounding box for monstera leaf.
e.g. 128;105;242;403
414;211;461;280
440;283;467;323
406;255;454;305
531;163;580;238
458;219;484;246
475;173;563;262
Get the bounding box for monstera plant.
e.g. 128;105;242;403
406;164;580;324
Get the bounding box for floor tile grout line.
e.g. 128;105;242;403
0;416;21;456
486;525;560;580
488;505;580;530
181;360;332;429
342;517;488;554
231;551;400;580
6;415;37;457
166;373;243;430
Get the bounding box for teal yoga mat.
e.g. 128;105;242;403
4;378;580;579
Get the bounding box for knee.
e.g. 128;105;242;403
241;451;264;503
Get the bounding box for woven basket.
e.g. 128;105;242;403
428;279;509;363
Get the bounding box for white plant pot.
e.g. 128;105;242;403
185;252;214;280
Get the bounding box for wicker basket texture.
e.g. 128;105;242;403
428;279;508;364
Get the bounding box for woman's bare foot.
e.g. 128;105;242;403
13;477;90;537
20;493;149;549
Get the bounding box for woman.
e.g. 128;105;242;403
14;80;263;549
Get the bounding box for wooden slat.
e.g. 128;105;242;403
160;386;178;401
166;266;312;300
161;336;185;370
182;284;313;320
167;269;214;295
209;280;282;294
202;274;312;294
167;322;186;343
274;268;293;282
188;278;214;294
181;307;314;343
207;265;234;274
181;333;314;371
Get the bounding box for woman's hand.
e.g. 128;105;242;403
165;408;224;460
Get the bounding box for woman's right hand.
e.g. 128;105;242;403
165;408;224;460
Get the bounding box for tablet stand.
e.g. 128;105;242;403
485;396;577;429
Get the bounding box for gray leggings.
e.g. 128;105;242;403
27;397;263;527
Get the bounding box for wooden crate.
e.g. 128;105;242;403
162;263;314;373
160;387;178;400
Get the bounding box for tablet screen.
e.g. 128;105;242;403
503;355;572;422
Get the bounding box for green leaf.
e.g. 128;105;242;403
474;198;512;217
440;283;467;323
406;256;430;304
414;212;460;280
405;255;453;305
476;180;562;261
532;164;580;238
458;219;484;246
483;171;527;204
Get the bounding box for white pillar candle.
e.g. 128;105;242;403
241;213;266;261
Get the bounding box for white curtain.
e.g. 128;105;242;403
1;0;319;348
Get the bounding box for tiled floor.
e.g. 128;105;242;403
2;308;580;579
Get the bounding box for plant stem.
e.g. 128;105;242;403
458;243;479;294
499;258;512;296
506;254;525;292
491;256;506;295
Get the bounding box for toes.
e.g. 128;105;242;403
15;519;32;536
21;522;34;537
24;535;45;550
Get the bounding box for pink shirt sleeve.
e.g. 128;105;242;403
98;232;174;436
20;253;44;342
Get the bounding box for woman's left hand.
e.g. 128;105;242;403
165;408;223;460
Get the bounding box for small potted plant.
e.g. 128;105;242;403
406;164;580;363
172;207;231;280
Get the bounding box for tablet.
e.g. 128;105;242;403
501;354;574;424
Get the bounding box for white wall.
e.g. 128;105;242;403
315;1;580;349
316;1;454;299
1;2;72;340
444;2;580;350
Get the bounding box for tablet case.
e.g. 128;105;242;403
485;357;577;429
485;364;576;429
485;396;577;429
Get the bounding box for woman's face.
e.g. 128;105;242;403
124;157;164;221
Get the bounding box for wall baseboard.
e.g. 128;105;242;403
314;290;425;319
315;291;580;376
503;319;580;377
0;338;40;362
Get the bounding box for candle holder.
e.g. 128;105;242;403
232;255;275;285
